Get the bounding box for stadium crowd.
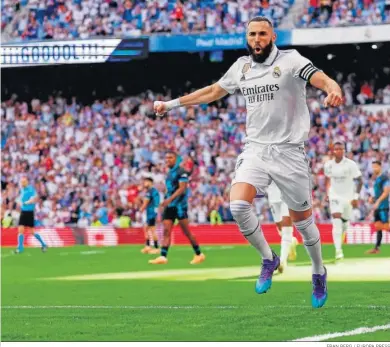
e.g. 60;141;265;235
298;0;390;27
3;0;390;42
1;76;389;227
2;0;293;41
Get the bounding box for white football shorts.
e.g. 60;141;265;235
329;196;352;221
232;142;312;212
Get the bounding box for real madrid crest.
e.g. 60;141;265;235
272;66;281;78
242;63;251;74
240;63;251;80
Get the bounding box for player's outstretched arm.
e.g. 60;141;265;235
309;71;343;107
154;83;228;116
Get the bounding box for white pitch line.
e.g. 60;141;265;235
293;323;390;341
2;305;390;310
1;305;239;310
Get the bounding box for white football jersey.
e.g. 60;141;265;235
267;180;282;203
218;46;319;145
324;157;362;200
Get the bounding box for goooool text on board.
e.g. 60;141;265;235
2;43;102;65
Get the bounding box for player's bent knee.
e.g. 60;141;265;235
288;208;312;223
282;216;293;227
229;200;259;236
374;221;386;231
293;215;319;245
230;183;257;203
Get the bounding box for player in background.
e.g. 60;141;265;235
154;16;343;308
324;142;363;261
15;176;47;253
139;177;160;254
366;161;389;254
149;152;205;265
267;181;298;272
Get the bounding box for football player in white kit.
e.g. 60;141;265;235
154;17;343;308
324;142;363;261
267;181;298;272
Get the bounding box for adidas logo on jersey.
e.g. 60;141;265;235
301;201;308;208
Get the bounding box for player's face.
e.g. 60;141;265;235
246;21;276;63
165;153;177;168
372;163;381;176
143;180;151;189
333;145;344;160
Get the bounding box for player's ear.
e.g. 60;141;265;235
272;32;277;43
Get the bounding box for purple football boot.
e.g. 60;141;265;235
255;250;280;294
312;266;328;308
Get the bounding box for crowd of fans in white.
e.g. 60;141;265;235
2;0;390;42
2;0;292;41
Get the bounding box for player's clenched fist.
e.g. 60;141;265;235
153;99;181;116
153;101;167;116
323;91;343;107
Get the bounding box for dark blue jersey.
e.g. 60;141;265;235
145;187;160;218
165;165;189;208
374;174;389;210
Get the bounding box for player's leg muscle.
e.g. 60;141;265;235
230;182;257;203
178;219;198;246
161;220;173;247
18;225;25;234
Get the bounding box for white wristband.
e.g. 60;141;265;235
165;98;181;111
354;193;359;200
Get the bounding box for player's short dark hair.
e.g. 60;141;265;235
144;177;154;183
247;16;273;29
372;160;382;166
333;141;345;147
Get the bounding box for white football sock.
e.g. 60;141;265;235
294;216;325;275
280;226;293;264
230;200;273;260
332;218;343;252
342;220;349;233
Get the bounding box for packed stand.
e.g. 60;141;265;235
2;0;293;42
298;0;390;27
1;84;389;227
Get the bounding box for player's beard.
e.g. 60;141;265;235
247;40;274;64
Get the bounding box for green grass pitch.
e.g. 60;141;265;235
1;244;390;341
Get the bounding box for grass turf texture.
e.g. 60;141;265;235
2;244;390;341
